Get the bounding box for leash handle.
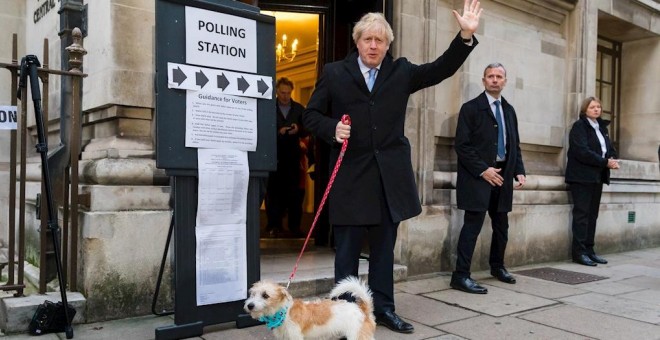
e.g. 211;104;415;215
287;114;351;288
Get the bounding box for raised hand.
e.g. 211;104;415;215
452;0;482;36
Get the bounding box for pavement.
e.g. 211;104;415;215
2;247;660;339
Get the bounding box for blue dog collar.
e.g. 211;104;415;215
258;306;288;330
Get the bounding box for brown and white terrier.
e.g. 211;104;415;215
244;276;376;340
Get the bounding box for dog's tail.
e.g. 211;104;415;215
329;276;374;318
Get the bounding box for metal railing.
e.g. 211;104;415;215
1;27;86;296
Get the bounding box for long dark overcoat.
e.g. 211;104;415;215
455;92;525;212
303;34;476;225
565;116;617;185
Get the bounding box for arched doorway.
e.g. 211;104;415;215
256;0;392;253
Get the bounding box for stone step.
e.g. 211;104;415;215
0;291;86;334
260;249;408;298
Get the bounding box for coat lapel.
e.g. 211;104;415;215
343;51;370;93
370;54;393;94
477;92;495;123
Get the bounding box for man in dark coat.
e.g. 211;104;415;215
303;0;482;333
452;62;526;294
266;77;306;237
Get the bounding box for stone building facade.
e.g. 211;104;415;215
0;0;658;322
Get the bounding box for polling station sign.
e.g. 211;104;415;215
0;106;18;130
185;6;257;74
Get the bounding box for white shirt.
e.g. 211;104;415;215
587;118;607;157
485;92;507;161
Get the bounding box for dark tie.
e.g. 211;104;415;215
367;68;377;91
495;100;505;159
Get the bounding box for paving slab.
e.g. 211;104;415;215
423;285;557;317
619;288;660;305
201;322;270;340
616;275;660;290
611;264;660;278
70;315;176;340
484;273;587;299
519;304;660;339
393;293;478;326
425;334;468;340
436;314;591;340
577;279;646;295
621;248;660;262
560;291;660;324
374;319;445;340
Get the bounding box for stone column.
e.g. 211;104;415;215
71;1;171;321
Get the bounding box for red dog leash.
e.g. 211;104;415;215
287;114;351;289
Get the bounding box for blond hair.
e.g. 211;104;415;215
352;12;394;45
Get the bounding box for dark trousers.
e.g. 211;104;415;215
454;185;509;278
333;198;398;315
570;182;603;258
265;173;303;234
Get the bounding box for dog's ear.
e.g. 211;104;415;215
273;285;290;304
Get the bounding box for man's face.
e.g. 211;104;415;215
482;67;507;96
276;84;292;105
356;27;389;69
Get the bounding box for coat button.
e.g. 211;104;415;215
375;149;379;154
373;125;377;130
370;101;375;106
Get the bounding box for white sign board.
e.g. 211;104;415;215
186;6;257;73
0;106;18;130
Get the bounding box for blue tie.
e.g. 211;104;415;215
367;68;376;91
495;100;505;159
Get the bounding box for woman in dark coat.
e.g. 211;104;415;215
565;96;619;266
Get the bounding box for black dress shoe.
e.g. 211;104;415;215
573;254;597;266
375;311;414;334
491;268;516;284
450;276;488;294
588;253;608;264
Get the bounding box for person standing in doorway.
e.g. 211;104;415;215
266;77;306;237
303;0;482;333
565;96;619;266
452;62;526;294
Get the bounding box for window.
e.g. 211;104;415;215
596;36;621;151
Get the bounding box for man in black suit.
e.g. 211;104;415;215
266;77;306;237
303;0;482;333
452;62;526;294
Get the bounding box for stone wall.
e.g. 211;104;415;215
394;0;660;276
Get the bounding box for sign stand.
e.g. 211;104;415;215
154;1;275;339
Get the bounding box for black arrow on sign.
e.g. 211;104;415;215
257;78;270;95
217;73;230;91
196;70;209;88
237;76;250;93
173;67;187;86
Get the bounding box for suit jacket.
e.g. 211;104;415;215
455;92;525;212
303;34;477;225
565;116;617;185
275;100;305;181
